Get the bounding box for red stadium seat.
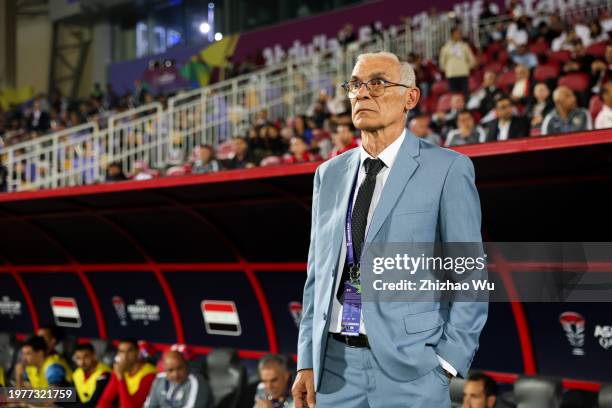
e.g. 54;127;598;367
497;71;517;91
548;50;572;63
529;41;550;55
484;61;504;73
534;64;560;82
431;80;449;96
469;75;482;92
589;95;603;120
498;49;509;64
586;41;607;57
436;93;455;112
558;72;590;92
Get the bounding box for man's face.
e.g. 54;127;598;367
336;125;353;144
554;88;576;111
36;328;56;352
496;99;513;121
22;346;44;367
463;380;495;408
483;72;496;87
349;57;417;132
515;65;529;79
163;355;188;385
410;117;430;137
74;350;96;372
451;95;465;111
457;113;474;130
534;84;550;101
290;137;308;156
232;139;248;156
602;83;612;106
116;342;139;369
259;364;290;399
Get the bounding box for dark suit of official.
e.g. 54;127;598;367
485;116;530;142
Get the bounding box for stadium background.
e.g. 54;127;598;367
1;0;612;406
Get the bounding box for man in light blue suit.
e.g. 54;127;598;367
292;52;488;407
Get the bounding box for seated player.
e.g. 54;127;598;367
21;335;73;387
72;343;111;407
145;350;213;408
98;339;157;408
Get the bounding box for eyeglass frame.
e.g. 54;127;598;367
340;78;411;98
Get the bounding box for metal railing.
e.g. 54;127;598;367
2;2;608;192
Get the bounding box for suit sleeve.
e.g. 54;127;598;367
297;166;321;371
435;154;488;378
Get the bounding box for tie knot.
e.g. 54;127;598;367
364;158;385;176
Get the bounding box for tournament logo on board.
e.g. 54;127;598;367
112;296;128;326
289;301;302;328
50;297;82;328
127;299;160;326
201;300;242;336
559;311;585;356
0;296;22;319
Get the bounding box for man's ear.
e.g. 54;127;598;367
405;87;421;112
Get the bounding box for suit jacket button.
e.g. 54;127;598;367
323;313;327;321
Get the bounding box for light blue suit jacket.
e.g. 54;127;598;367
297;130;488;390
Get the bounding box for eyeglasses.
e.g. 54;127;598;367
341;78;410;98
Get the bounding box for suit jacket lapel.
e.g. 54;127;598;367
328;149;361;272
366;132;420;243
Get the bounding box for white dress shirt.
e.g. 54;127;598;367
497;120;511;141
328;129;457;376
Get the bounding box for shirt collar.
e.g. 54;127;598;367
359;128;406;170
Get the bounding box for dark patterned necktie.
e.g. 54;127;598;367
337;157;386;302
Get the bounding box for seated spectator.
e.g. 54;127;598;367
254;354;293;408
0;156;7;192
510;64;532;105
329;123;358;157
311;128;333;159
292;115;313;144
223;137;257;170
432;93;466;138
463;371;498;408
26;97;51;133
283;136;320;164
445;110;486;146
99;339;157;408
542;85;592;135
106;162;128;182
586;20;608;46
409;114;442;145
145;350;213;408
590;44;612;94
439;27;476;97
596;82;612;129
467;70;503;116
485;95;530;141
511;44;538;69
132;161;156;181
552;28;581;52
20;335;72;388
506;16;530;53
192;144;220;174
563;41;594;74
525;82;555;129
72;343;111;407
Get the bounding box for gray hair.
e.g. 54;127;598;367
355;51;416;89
258;353;289;372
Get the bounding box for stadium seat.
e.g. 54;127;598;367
431;80;449;96
600;384;612;408
469;75;482;92
514;376;562;408
586;41;607;57
589;94;603;120
558;73;590;92
206;348;246;408
534;64;560;82
548;50;572;64
561;389;598;407
436;93;456;112
485;61;504;73
497;71;517;92
530;41;550;55
450;376;466;407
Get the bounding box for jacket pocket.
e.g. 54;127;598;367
403;309;447;334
